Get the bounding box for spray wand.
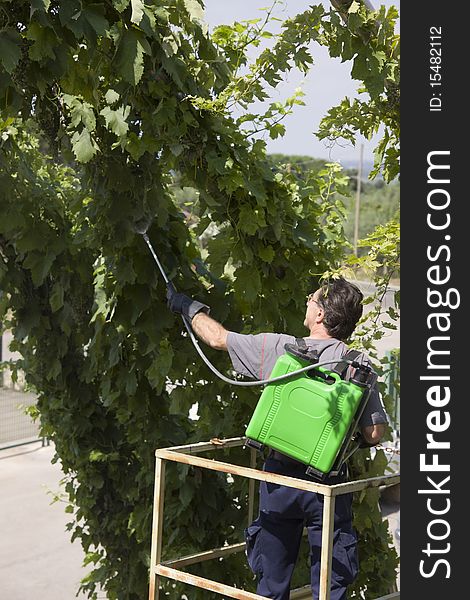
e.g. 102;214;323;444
136;223;370;388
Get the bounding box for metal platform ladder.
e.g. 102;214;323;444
148;437;400;600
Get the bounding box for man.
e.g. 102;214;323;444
167;277;387;600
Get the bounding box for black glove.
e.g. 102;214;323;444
166;286;210;321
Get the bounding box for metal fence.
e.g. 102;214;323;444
0;385;45;450
385;349;400;432
0;331;46;450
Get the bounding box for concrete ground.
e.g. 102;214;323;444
0;444;88;600
1;443;400;600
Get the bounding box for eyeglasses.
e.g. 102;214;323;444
306;293;318;304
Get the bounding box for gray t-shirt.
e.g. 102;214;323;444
226;332;388;428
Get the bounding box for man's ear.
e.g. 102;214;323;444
315;304;325;324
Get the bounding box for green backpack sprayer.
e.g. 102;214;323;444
136;221;377;480
244;339;376;479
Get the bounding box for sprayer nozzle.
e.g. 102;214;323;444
134;216;153;235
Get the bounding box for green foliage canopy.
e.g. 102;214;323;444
0;1;399;598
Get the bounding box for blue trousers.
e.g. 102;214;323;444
245;455;358;600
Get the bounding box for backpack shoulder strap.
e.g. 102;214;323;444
295;338;335;363
283;337;320;363
295;337;308;350
333;349;361;379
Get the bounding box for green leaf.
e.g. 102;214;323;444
63;95;96;131
348;1;361;14
100;105;130;137
113;0;130;12
26;22;58;62
145;339;174;393
184;0;205;22
169;387;186;415
23;252;56;285
125;371;137;395
59;3;108;39
169;143;184;157
83;5;110;36
88;471;104;489
114;28;150;86
293;219;318;251
154;7;170;23
179;481;194;507
46;357;61;380
71;129;99;163
351;55;368;81
0;29;21;74
89;450;106;462
138;7;156;36
30;0;51;15
131;0;145;25
50;283;64;313
234;265;261;303
258;245;275;263
269;123;286;140
238;206;258;235
373;50;387;68
105;89;120;105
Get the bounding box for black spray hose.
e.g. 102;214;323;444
140;231;361;387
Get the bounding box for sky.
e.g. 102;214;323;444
202;0;400;165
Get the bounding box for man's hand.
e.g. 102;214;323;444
166;286;210;322
166;286;227;350
359;423;385;446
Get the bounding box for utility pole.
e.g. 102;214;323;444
353;143;364;255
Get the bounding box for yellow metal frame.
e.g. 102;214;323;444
148;437;400;600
